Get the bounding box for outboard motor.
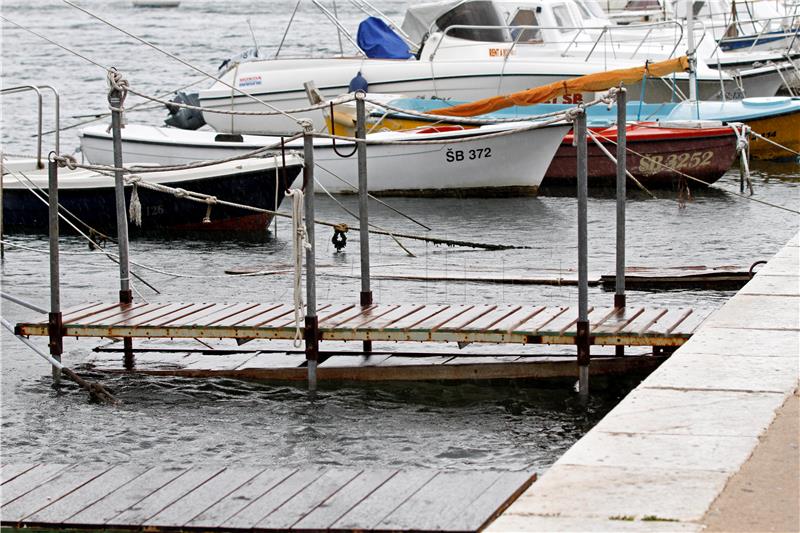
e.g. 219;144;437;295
164;91;206;130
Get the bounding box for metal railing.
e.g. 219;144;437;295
709;13;800;56
426;20;686;63
1;85;60;169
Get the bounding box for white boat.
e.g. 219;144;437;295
195;0;792;134
79;121;572;196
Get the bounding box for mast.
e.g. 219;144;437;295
686;0;698;104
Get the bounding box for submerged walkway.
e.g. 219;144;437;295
0;465;533;532
488;232;800;531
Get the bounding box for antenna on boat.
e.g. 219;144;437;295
246;18;260;56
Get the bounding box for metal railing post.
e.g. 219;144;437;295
108;72;134;369
47;157;63;386
356;92;373;356
615;88;627;357
1;168;4;261
575;109;590;397
303;124;319;390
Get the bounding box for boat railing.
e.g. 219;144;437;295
710;12;800;56
309;0;366;57
427;20;685;63
1;85;60;169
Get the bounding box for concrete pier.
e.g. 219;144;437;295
489;233;799;532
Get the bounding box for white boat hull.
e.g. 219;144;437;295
198;57;734;134
80;122;571;196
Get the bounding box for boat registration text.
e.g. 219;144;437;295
638;150;714;175
446;147;492;162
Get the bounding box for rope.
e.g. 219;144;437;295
586;129;658;199
313;110;578;146
748;129;800;156
361;93;615;126
731;123;754;195
60;0;304;125
591;129;800;215
313;177;416;257
106;68;129;114
286;189;311;346
5;159;116;242
313;161;431;231
53;131;304;174
128;179;142;227
0;240;291;279
127;86;356;117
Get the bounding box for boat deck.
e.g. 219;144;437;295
15;301;706;347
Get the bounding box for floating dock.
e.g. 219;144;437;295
14;302;704;381
0;463;533;532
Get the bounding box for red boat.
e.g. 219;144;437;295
544;122;739;188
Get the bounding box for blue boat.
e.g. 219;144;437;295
2;156;303;235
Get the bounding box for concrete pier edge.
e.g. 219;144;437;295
488;232;799;532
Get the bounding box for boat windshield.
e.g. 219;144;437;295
579;0;608;18
436;1;511;42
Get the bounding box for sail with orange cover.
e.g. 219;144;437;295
427;56;690;118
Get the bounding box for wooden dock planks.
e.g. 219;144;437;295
1;463;536;532
15;302;704;347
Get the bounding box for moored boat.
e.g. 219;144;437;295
545;122;739;187
79;120;572;197
1;156;303;234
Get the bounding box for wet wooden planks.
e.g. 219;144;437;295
0;463;535;532
16;302;705;348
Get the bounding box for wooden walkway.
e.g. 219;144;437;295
15;302;706;347
0;463;534;532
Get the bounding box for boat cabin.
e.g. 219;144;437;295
401;0;692;62
403;0;616;60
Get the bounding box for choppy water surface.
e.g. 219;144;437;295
1;0;798;470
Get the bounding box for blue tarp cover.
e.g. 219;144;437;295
357;17;411;59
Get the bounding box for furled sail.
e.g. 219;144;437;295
427;56;690;117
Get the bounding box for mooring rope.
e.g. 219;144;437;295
286;188;311;346
591;129;800;215
362;89;620;126
53;132;304;175
116;174;529;249
313;177;416;257
4;169;160;293
313;161;431;231
312;110;578;146
59;0;304;125
126;86;356;116
586;128;658;199
748;129;800;157
731;122;754;195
